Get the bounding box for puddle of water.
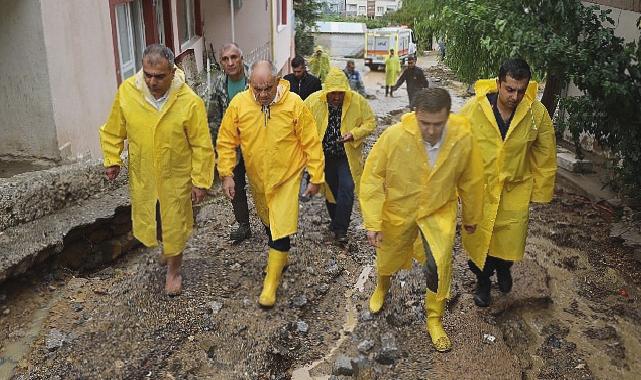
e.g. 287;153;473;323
0;293;63;378
354;265;373;293
291;266;372;379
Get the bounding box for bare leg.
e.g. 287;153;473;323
165;253;183;296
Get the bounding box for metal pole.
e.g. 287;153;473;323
230;0;236;43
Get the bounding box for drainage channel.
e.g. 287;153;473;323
0;205;137;378
291;265;373;379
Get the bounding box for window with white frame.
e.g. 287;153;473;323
358;5;366;15
277;0;288;27
178;0;196;47
155;0;165;46
115;0;146;80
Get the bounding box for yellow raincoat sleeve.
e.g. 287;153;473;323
216;102;240;178
529;107;557;203
457;133;484;226
186;98;216;189
99;91;127;167
360;132;388;231
350;96;376;141
295;103;325;184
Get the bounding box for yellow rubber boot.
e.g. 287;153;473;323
369;275;391;314
258;249;289;307
425;290;452;352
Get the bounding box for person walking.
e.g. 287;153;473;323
100;44;215;295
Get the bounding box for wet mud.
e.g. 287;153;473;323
1;64;641;379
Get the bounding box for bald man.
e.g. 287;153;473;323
216;61;325;307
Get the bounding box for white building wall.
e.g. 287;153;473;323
346;0;367;16
40;0;118;160
272;0;294;74
0;0;59;160
202;0;272;66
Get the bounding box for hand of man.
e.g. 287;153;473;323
367;231;383;248
463;224;477;234
303;183;320;197
341;132;354;142
106;165;121;181
222;176;235;200
191;187;206;204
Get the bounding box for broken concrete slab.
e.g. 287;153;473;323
557;152;593;173
0;187;131;283
610;222;641;248
0;160;127;232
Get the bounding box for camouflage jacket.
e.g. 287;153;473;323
207;65;250;141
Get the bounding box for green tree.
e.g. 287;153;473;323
405;0;641;196
415;0;604;116
391;0;436;52
294;0;322;56
319;14;394;30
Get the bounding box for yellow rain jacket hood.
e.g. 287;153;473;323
309;46;330;83
304;67;376;200
99;68;215;256
360;112;484;301
217;80;325;241
384;54;401;86
460;79;557;264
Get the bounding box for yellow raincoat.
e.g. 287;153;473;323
360;113;484;301
384;55;401;86
309;46;330;83
217;80;324;241
460;79;557;265
99;69;215;256
304;67;376;200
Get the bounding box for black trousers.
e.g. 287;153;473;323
264;225;291;252
468;255;513;279
324;157;355;233
421;232;439;293
232;152;250;225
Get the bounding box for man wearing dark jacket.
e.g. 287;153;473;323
392;56;429;110
284;55;322;100
208;43;252;242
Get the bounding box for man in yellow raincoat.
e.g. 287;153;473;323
304;67;375;243
384;49;401;97
217;61;325;308
100;44;215;296
309;46;330;83
459;58;557;307
361;88;484;352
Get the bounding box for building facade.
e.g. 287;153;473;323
0;0;294;163
345;0;400;17
319;0;346;15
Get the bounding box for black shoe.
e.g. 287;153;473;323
230;223;251;242
473;280;491;307
334;231;348;244
496;267;513;293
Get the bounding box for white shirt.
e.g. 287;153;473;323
145;91;169;111
423;128;446;168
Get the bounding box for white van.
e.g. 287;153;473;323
364;27;417;70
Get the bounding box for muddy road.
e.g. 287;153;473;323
2;62;641;379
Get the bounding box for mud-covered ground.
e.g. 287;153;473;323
2;58;641;380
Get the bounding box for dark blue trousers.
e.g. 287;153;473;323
324;156;355;233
